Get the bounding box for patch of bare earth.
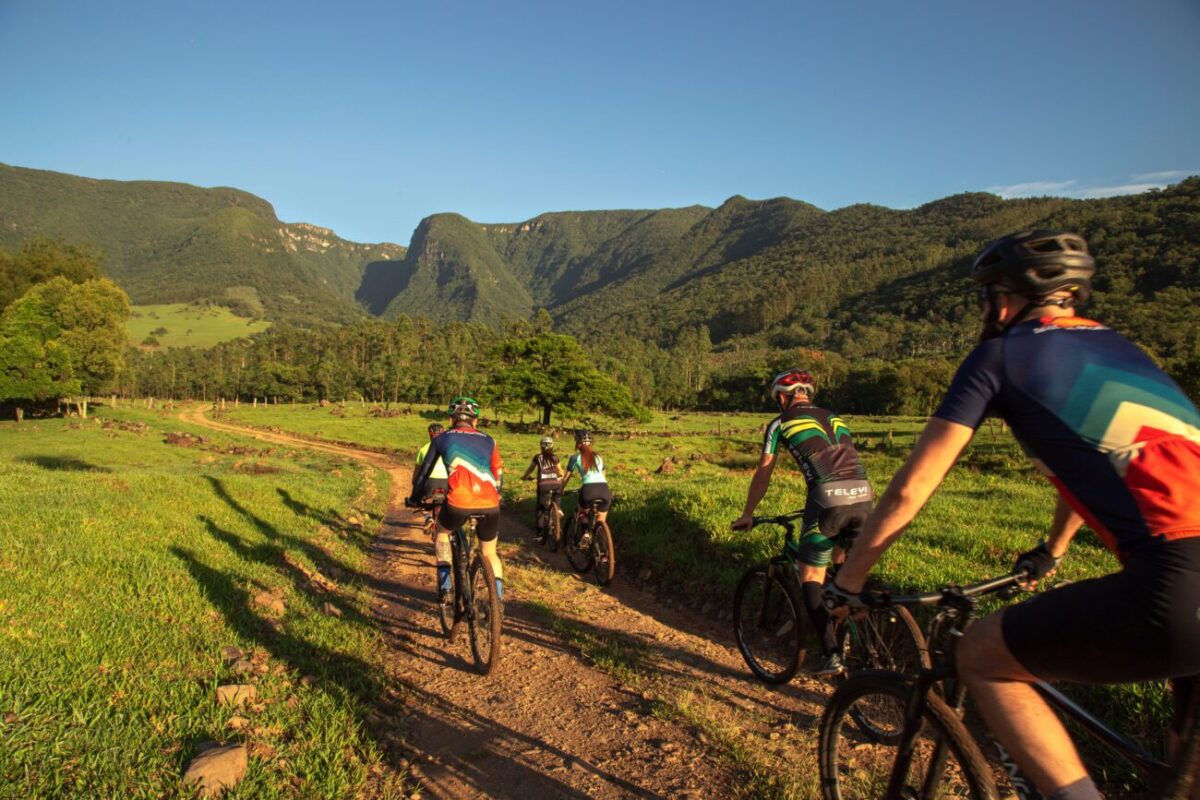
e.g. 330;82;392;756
187;406;834;799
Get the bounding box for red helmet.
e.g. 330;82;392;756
770;369;815;402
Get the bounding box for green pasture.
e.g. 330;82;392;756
0;406;405;798
128;303;271;349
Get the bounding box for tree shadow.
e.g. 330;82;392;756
14;455;111;472
275;487;375;553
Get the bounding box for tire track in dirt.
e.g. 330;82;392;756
183;406;832;798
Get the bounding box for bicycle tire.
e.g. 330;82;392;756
732;563;805;684
547;502;560;553
564;515;593;573
840;606;930;742
818;671;998;800
441;537;464;640
591;520;615;586
467;554;502;675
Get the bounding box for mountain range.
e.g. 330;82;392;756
2;162;1198;364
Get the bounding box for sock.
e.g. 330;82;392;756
803;581;838;654
495;578;504;601
436;564;451;593
1048;776;1103;800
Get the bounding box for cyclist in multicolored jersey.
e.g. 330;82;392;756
731;369;874;674
829;230;1200;800
562;429;612;527
521;436;563;543
414;423;449;507
408;397;506;605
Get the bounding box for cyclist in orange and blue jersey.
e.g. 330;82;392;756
409;397;505;605
830;230;1200;800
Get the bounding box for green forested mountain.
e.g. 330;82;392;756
0;163;405;323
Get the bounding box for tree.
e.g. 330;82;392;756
486;331;643;425
0;237;104;311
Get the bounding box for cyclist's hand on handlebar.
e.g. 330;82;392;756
403;497;416;509
731;514;753;531
1014;541;1060;587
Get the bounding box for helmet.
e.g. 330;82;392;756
574;429;593;446
770;369;815;402
971;230;1095;303
539;436;555;450
447;396;480;420
428;423;444;435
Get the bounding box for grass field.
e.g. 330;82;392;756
0;406;407;798
219;402;1171;792
128;304;271;349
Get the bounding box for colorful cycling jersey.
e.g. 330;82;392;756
566;453;606;485
528;454;562;485
415;441;448;480
410;428;503;510
934;316;1200;559
762;404;869;492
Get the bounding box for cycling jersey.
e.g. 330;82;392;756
934;317;1200;560
566;453;606;485
410;428;503;510
416;441;449;480
762;404;872;504
528;454;562;486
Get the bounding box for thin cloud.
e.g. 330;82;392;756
1069;183;1165;199
1131;169;1196;183
988;170;1195;201
987;180;1077;198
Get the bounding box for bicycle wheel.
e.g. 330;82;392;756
840;606;930;742
547;503;560;553
591;520;615;586
819;671;998;800
440;539;462;640
733;563;805;684
564;516;593;573
467;554;502;675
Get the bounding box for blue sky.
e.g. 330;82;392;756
1;0;1198;244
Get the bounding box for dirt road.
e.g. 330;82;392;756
184;406;828;798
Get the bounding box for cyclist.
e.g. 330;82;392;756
561;429;612;542
414;423;449;514
829;230;1200;800
731;369;874;674
409;397;506;606
521;436;564;543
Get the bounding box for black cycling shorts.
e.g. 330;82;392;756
1002;538;1200;733
436;504;500;543
795;499;872;568
579;483;612;512
536;481;563;510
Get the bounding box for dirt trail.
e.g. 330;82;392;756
183;407;830;798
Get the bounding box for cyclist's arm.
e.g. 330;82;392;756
733;453;777;528
1046;494;1084;558
409;441;439;504
521;456;537;481
835;417;975;591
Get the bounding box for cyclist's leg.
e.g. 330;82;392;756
793;508;838;657
432;504;462;598
474;508;503;600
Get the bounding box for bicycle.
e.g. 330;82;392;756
732;511;929;687
406;500;502;675
535;487;563;553
820;569;1200;800
562;491;616;586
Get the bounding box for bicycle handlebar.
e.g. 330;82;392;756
862;570;1030;609
747;510;806;529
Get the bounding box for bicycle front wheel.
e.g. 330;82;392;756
840;606;930;742
467;554;502;675
591;520;615;586
439;540;461;640
733;563;805;684
547;504;560;553
564;517;593;573
818;671;997;800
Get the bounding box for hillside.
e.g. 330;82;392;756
0;163;406;323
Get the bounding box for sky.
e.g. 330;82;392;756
1;0;1198;245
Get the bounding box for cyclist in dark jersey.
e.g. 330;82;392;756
829;230;1200;800
521;436;563;543
732;368;874;674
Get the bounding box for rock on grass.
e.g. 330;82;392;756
253;592;286;615
183;742;247;797
216;684;257;708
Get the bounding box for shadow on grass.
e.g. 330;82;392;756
14;455;111;472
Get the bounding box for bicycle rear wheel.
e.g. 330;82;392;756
564;516;593;573
467;554;502;675
818;671;997;800
547;503;560;553
733;563;805;684
591;520;615;586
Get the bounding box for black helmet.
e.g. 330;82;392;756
574;429;593;446
428;423;444;435
971;230;1095;303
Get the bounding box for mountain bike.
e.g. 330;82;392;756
732;511;929;687
536;487;563;553
820;572;1200;800
407;500;502;675
563;491;616;586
